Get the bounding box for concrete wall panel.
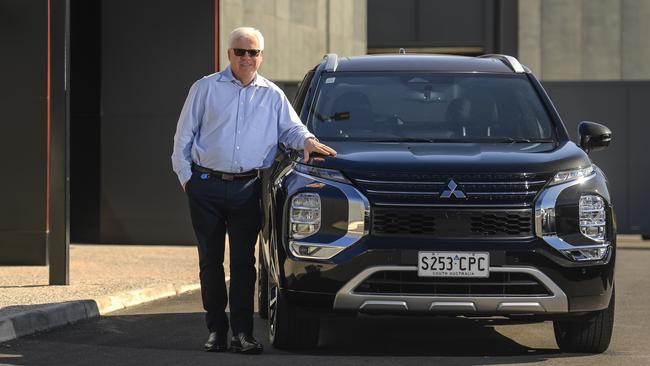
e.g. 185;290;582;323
540;0;582;80
518;0;542;77
622;0;650;79
520;0;650;81
582;0;621;80
220;0;366;82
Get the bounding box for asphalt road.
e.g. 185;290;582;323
1;247;649;366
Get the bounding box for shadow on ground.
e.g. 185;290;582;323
0;310;590;366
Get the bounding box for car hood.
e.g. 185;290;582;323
301;140;590;175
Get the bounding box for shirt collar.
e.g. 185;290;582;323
218;66;269;88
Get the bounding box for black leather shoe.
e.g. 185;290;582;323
204;332;228;352
230;332;263;354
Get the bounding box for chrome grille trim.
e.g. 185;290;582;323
366;190;538;196
373;202;531;208
349;172;553;206
355;179;445;185
458;180;547;185
467;191;537;195
366;190;440;195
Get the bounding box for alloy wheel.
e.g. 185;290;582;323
268;283;278;339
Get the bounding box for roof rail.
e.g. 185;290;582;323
478;54;525;73
323;53;339;72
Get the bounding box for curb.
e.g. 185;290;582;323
0;282;201;344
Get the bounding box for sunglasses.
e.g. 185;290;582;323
232;48;262;57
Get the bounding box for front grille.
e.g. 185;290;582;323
348;171;552;207
354;270;551;297
372;207;533;238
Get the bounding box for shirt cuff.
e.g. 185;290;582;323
179;170;193;187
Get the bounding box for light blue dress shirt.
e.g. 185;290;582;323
172;66;314;186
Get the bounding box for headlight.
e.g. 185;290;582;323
579;194;606;242
294;163;350;183
549;165;594;186
289;192;321;239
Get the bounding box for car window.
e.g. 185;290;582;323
307;73;555;142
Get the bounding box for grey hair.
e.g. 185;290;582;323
228;27;265;50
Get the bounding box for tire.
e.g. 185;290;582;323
553;286;615;353
268;278;320;349
257;244;269;319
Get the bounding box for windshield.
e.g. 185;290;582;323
307;73;556;142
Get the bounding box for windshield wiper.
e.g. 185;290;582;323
354;137;556;143
496;138;555;143
359;137;436;143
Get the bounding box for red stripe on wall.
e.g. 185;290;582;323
46;0;51;233
215;0;219;72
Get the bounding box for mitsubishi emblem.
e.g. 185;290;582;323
440;179;466;199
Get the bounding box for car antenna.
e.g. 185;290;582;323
399;48;406;55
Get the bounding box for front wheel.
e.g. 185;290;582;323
553;286;615;353
268;279;320;349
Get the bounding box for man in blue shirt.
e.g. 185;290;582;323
172;27;335;354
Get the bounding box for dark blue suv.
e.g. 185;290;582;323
257;53;615;353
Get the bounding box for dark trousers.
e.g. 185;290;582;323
185;171;261;335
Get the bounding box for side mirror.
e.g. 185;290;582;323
578;121;612;153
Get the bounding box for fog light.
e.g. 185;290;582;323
289;242;344;259
535;207;556;236
290;193;321;239
579;195;606;242
561;246;609;262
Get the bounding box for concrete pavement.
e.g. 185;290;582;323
0;235;646;347
0;242;232;343
3;244;650;365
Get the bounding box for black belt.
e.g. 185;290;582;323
192;164;258;181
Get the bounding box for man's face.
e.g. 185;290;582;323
228;36;263;82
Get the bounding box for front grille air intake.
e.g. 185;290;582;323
354;270;552;297
372;207;534;238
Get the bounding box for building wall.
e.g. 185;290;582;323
367;0;519;56
543;82;650;235
519;0;650;234
519;0;650;80
219;0;366;82
0;0;48;263
97;0;214;244
67;0;367;244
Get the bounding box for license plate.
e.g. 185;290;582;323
418;251;490;278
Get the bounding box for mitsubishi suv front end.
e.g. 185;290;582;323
257;54;616;353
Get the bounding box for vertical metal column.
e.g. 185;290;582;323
215;0;219;72
49;0;70;285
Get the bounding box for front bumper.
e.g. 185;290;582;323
276;165;615;316
280;238;615;315
333;265;568;314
